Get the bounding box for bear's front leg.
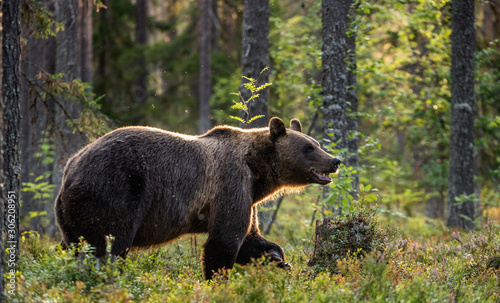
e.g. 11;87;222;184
235;206;291;268
202;197;252;280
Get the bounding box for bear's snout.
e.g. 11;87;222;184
331;158;341;174
332;158;341;169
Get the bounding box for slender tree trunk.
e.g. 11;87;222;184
134;0;149;105
52;0;88;230
425;187;445;218
81;0;93;84
321;0;351;214
240;0;269;128
199;0;213;134
446;0;476;230
2;0;22;297
212;0;219;53
345;4;359;198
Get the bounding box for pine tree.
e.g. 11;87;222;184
2;0;22;297
446;0;476;229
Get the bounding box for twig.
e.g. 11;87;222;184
21;70;87;138
263;196;284;235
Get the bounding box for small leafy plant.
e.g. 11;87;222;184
229;67;272;127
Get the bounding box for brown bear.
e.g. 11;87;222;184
54;117;340;280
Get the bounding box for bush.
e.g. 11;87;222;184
308;205;393;272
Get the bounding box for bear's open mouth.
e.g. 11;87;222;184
311;169;334;184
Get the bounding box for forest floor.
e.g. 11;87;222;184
10;193;500;302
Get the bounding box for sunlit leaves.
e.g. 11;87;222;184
228;68;272;127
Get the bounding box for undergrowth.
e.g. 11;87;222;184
8;201;500;302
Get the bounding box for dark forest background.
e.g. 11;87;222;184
15;0;500;236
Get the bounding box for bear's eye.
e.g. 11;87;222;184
304;144;314;153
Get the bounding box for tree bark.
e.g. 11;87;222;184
240;0;269;128
52;0;88;224
240;0;270;226
134;0;149;105
322;0;350;153
81;0;93;84
446;0;476;230
199;0;213;134
345;4;359;198
2;0;22;297
321;0;351;214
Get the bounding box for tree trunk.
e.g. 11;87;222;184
345;4;359;198
81;0;93;84
240;0;270;226
52;0;88;230
425;188;445;219
212;0;219;54
20;0;57;234
240;0;269;128
322;0;350;153
446;0;476;230
321;0;351;214
2;0;22;297
134;0;149;105
199;0;213;134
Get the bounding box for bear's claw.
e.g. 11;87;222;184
277;261;292;270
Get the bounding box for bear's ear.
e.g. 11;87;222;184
290;119;302;133
269;117;286;141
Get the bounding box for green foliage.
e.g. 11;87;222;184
13;219;500;301
21;0;64;38
22;175;54;202
269;0;322;123
31;71;110;140
308;203;393;272
229;68;271;127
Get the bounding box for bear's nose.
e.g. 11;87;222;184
332;158;341;166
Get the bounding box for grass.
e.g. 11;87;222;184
9;194;500;302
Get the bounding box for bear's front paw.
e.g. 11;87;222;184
277;261;292;270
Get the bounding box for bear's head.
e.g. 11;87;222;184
269;117;341;186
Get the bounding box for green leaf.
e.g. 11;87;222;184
255;82;272;92
231;102;247;111
246;94;259;103
248;115;265;123
229;115;246;124
242;76;256;84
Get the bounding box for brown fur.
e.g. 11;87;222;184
54;117;340;279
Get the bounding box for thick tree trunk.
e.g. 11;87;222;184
240;0;269;128
20;0;57;234
321;0;351;214
240;0;270;226
321;0;350;154
2;0;22;297
446;0;476;230
199;0;213;134
134;0;149;105
52;0;88;229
